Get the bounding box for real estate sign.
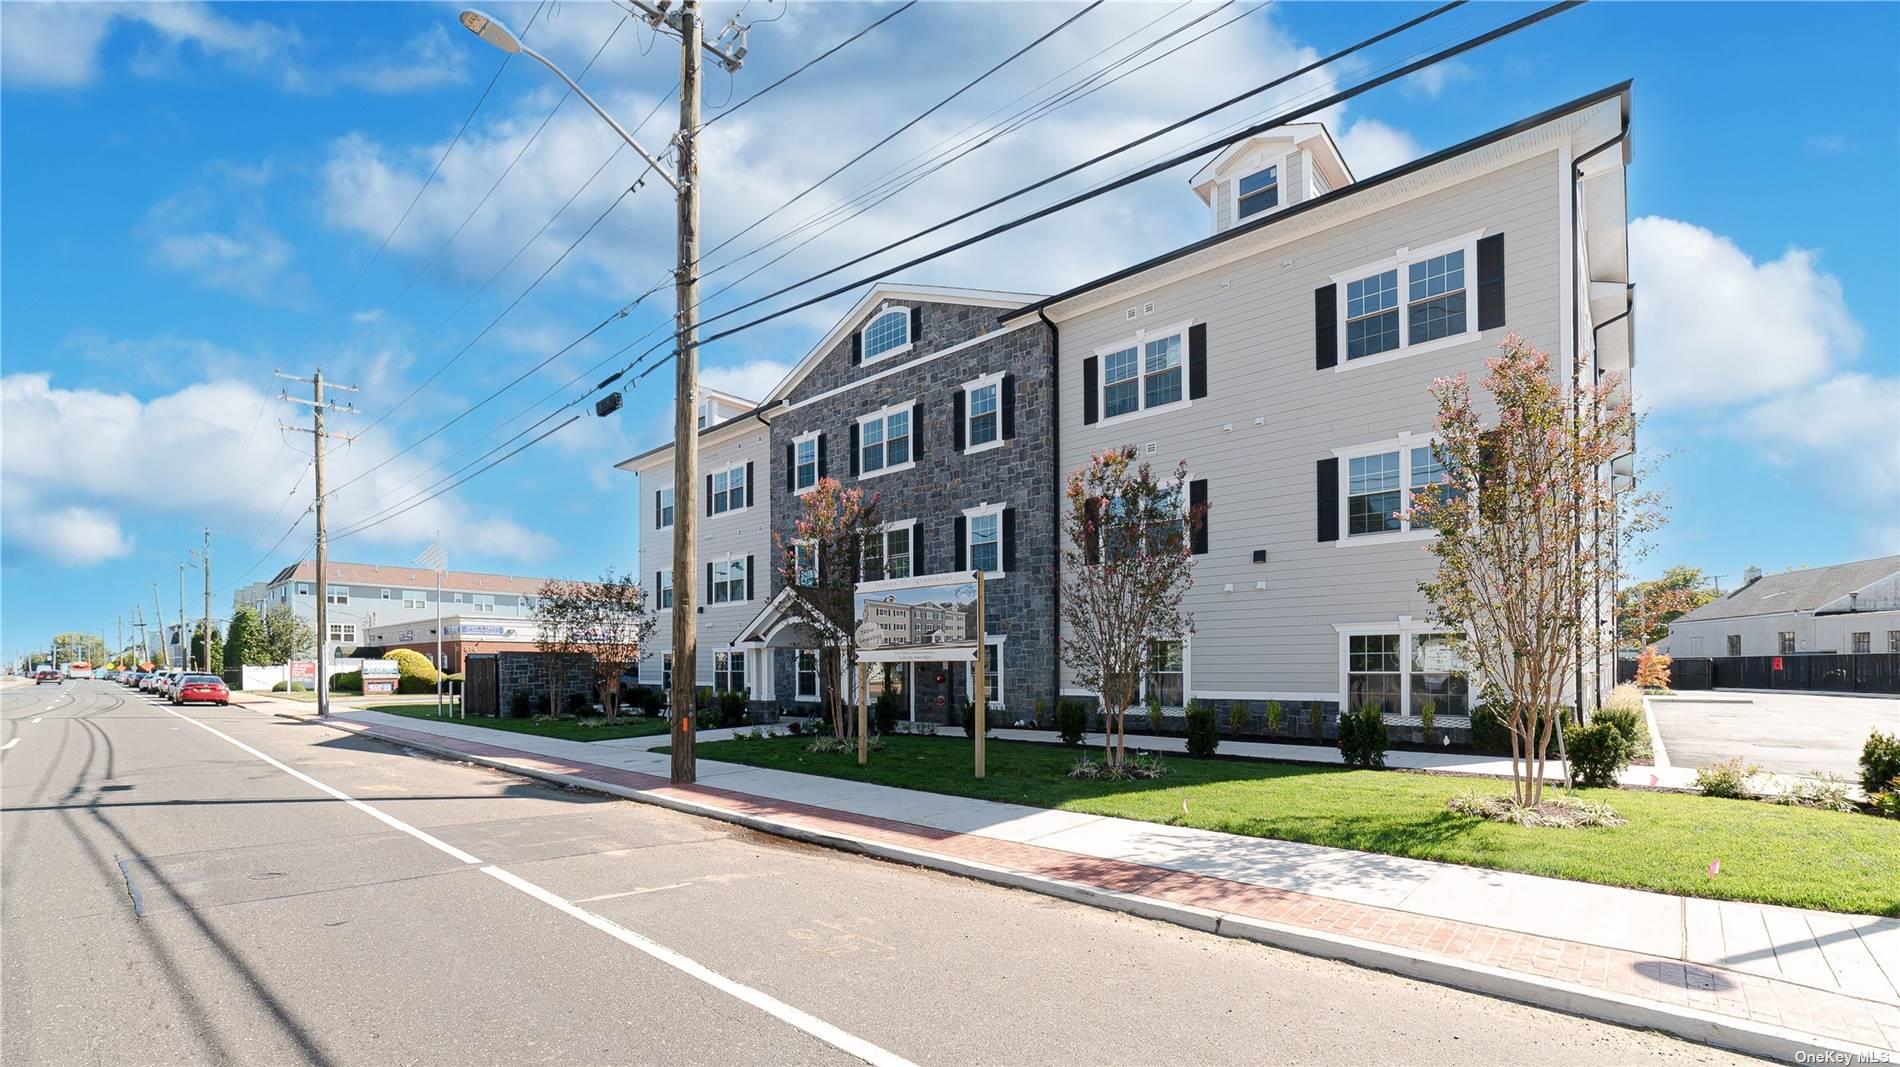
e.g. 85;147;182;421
360;658;400;695
852;574;983;664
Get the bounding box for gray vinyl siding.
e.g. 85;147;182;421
1055;149;1565;700
634;423;772;688
1213;179;1232;233
1283;153;1304;208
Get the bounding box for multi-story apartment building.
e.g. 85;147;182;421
618;386;773;698
1001;82;1633;727
618;84;1634;729
249;559;555;662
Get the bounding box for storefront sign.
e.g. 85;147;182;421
361;658;400;695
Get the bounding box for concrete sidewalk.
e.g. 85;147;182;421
238;695;1898;1060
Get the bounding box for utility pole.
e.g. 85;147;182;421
194;528;212;677
152;581;167;668
279;368;357;718
179;564;188;670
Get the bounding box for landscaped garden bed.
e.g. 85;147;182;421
688;732;1900;916
372;703;671;743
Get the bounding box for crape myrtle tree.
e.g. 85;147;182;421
1405;333;1655;808
533;579;589;718
774;478;883;742
579;571;655;720
1059;449;1205;774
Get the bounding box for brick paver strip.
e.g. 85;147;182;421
322;716;1900;1051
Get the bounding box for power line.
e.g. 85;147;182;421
332;416;582;544
702;1;917;128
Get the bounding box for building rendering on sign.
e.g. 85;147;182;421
1658;556;1900;658
613;84;1635;728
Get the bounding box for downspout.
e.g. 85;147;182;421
1039;308;1062;718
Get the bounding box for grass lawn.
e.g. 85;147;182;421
371;703;671;742
691;733;1900;916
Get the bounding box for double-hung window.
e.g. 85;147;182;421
1727;635;1743;657
711;558;746;604
869;523;914;581
793;541;817;587
966;505;1001;574
1339;437;1452;541
795;649;819;699
794;434;819;493
1778;631;1796;655
657;487;675;528
1337;233;1481;365
859;406;911;475
1098;325;1189;421
327;584;349;606
403;589;427;609
1852;632;1872;654
965;377;1000;449
713;651;746;695
710;465;745;515
661;653;673;692
862;308;911;362
1347;634;1401;714
1236;165;1278;219
1145;640;1185;707
964;640;1004;709
656;569;673;610
1888;631;1900;654
380;588;393;601
329;623;357;644
1409;634;1468;716
472;593;496;614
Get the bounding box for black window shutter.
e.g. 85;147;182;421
851;331;862;365
655;571;661;599
849;423;860;477
912;523;925;573
1002;507;1017;572
952;389;966;451
1001;374;1016;440
746;554;756;600
785;442;795;491
1082;356;1099;424
817;433;828;479
1315;285;1338;370
954;516;968;572
911;402;923;457
909;307;922;348
653;490;661;529
706;561;714;596
745;461;755;507
1188;323;1208;400
1477;233;1506;330
1189;479;1209;555
1317;458;1339;542
705;473;713;516
1084;499;1101;565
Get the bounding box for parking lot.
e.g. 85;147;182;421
1648;690;1900;780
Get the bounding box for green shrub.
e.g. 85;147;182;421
719;689;750;728
1563;719;1631;788
1695;757;1759;799
1860;729;1900;795
1419;698;1437;743
384;648;446;695
534;692;551;716
564;690;590;716
1470;695;1515;756
1591;703;1649;761
960;701;991;738
1337;702;1388;769
1226;702;1248;736
1309;701;1325;742
1870;788;1900;820
445;671;465;683
1264;700;1283;737
331;670;362;693
1055;700;1089;747
1185;699;1220;758
873;689;901;735
271;680;288;692
1603;682;1645;714
1146;695;1164;734
510;690;530;718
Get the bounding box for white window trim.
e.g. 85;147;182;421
795;648;820;700
1095;320;1194;425
964;636;1007;710
873;519;921;581
1331;230;1484;372
962;501;1007;578
792;538;818;587
656;484;676;529
708;462;749;518
1139;634;1192;710
793;431;821;496
656;569;674;611
1332;617;1470;716
709;554;749;606
1332;432;1443;547
860;305;914;365
961;370;1006;455
856;401;917;480
1234;157;1284;222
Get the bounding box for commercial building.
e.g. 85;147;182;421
1659;556;1900;658
248;559;552;663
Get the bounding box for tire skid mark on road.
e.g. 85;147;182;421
161;699;919;1067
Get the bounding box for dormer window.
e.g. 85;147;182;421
862;308;911;362
1237;165;1279;219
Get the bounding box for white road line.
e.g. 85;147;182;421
572;882;692;903
480;866;917;1067
2;738;18;751
156;705;482;865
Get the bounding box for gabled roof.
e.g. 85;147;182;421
758;282;1043;409
613;398;770;472
1186;122;1353;199
266;560;551;596
1671;556;1900;624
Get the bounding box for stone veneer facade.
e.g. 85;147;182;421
767;294;1057;725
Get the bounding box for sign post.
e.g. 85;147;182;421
973;571;986;779
856;661;869;766
851;571;985;775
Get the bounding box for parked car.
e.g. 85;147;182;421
173;674;229;706
139;671;160;693
149;670;178;696
35;668;60;685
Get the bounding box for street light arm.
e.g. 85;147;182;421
519;44;682;192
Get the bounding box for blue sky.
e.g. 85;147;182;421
3;1;1896;655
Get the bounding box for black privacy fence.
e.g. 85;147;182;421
1618;654;1900;695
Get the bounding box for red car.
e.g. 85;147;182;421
172;674;230;706
34;669;60;685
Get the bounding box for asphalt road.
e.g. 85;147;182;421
2;680;1757;1065
1649;692;1900;779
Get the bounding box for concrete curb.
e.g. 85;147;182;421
308;714;1885;1064
1641;696;1673;772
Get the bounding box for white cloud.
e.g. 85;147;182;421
336;25;469;94
0;1;299;90
1742;373;1900;505
139;168;311;308
702;359;792;404
1335;118;1424;178
0;371;556;569
1630;216;1862;410
1400;59;1475;100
